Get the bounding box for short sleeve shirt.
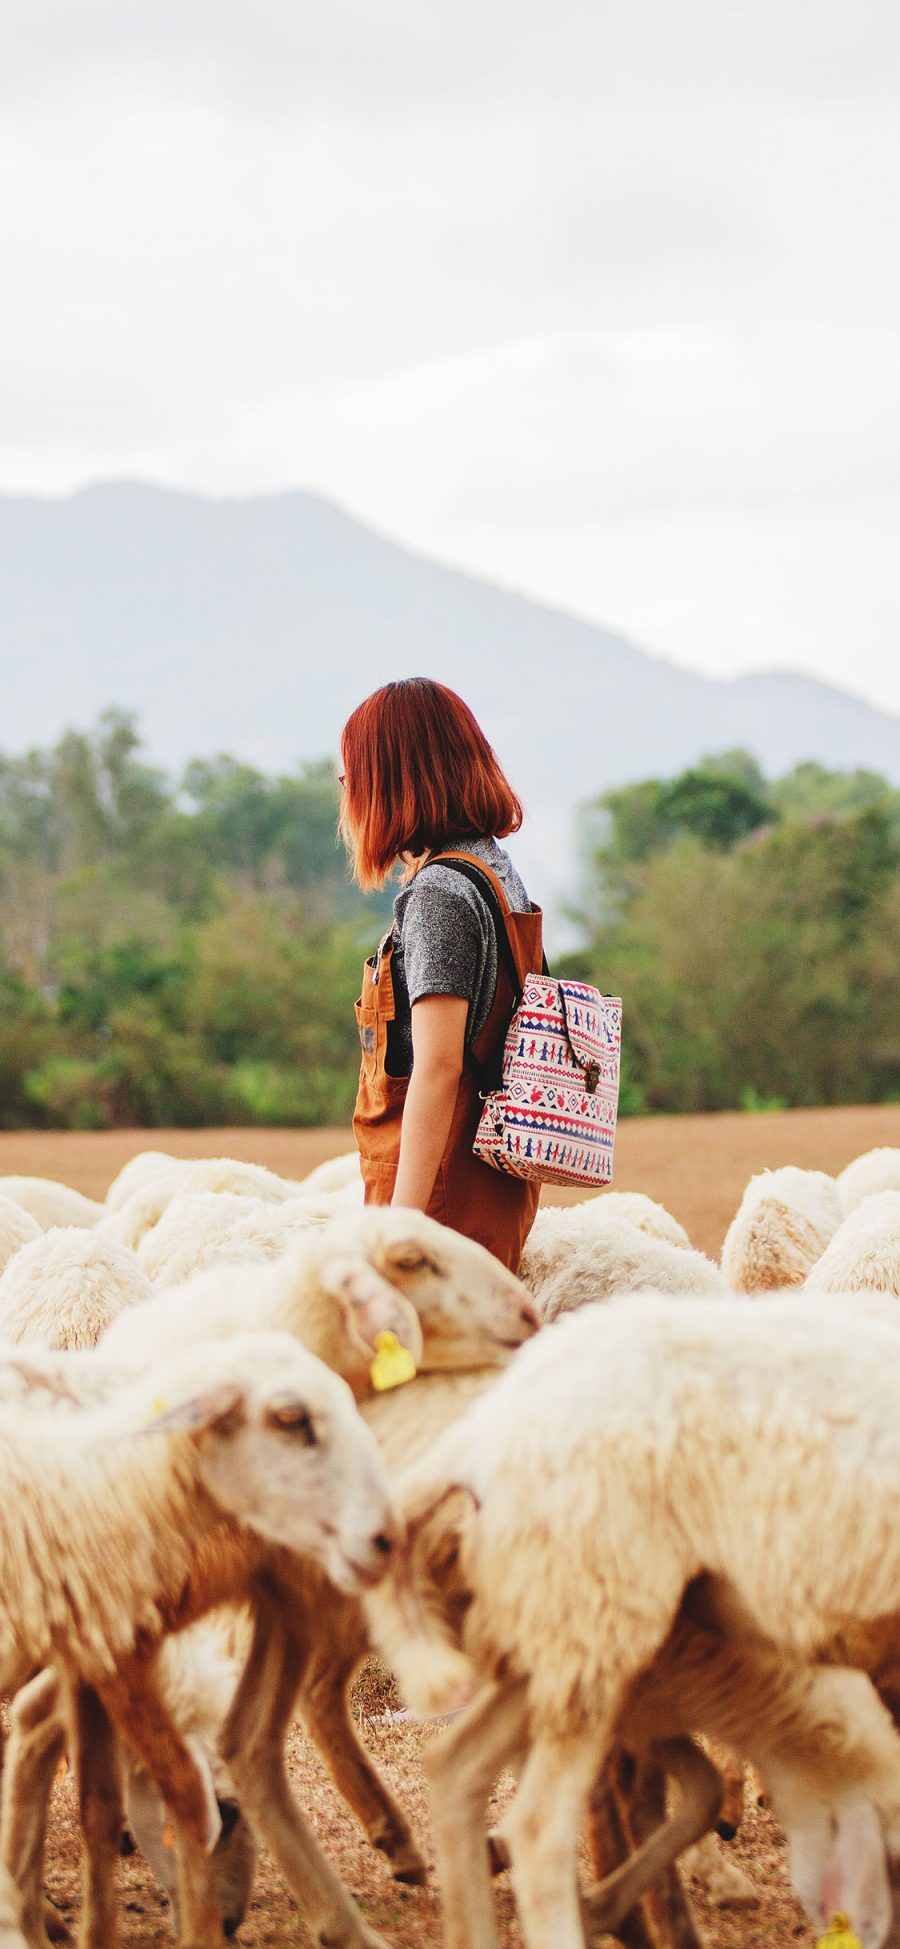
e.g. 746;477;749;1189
386;836;530;1078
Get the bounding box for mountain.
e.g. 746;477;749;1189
2;481;898;915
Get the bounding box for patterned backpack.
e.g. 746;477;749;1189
433;857;622;1190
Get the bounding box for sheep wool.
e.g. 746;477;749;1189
0;1198;41;1277
0;1228;152;1350
0;1177;104;1232
535;1222;724;1323
805;1191;900;1299
720;1166;841;1292
838;1148;900;1218
520;1195;691;1296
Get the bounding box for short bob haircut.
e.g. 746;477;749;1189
339;678;523;891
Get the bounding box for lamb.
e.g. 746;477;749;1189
0;1329;398;1949
720;1165;842;1291
0;1200;41;1278
804;1192;900;1298
531;1221;724;1323
366;1292;900;1949
838;1149;900;1217
0;1229;152;1350
0;1178;104;1232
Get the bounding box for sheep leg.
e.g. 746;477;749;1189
98;1668;222;1949
0;1671;67;1949
583;1738;721;1946
220;1597;392;1949
424;1677;530;1949
72;1685;124;1949
616;1750;705;1949
504;1729;602;1949
0;1866;28;1949
585;1755;656;1949
299;1635;427;1884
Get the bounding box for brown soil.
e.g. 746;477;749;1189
5;1104;899;1945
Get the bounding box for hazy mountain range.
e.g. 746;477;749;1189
2;482;898;909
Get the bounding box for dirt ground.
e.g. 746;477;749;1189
4;1103;898;1946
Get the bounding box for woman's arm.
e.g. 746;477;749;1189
391;994;468;1210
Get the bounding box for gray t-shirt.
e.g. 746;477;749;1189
385;836;530;1078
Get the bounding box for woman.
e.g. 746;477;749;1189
339;678;542;1274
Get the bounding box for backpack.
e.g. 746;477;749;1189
431;856;622;1190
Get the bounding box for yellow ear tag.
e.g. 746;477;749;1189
816;1914;863;1949
152;1398;167;1417
370;1331;417;1393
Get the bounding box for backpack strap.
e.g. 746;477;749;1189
423;851;528;1003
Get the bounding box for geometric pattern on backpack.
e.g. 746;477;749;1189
473;975;622;1188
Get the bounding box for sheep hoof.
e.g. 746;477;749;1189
715;1818;738;1842
487;1829;511;1876
390;1859;427;1887
42;1897;73;1945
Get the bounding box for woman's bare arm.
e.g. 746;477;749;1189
391;995;468;1210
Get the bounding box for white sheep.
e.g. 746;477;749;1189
838;1148;900;1217
804;1191;900;1298
367;1293;900;1949
0;1330;398;1949
103;1148;182;1211
0;1199;41;1278
0;1228;152;1350
136;1190;321;1286
531;1221;724;1322
299;1150;364;1198
720;1165;842;1291
98;1156;303;1251
520;1195;691;1296
0;1177;104;1232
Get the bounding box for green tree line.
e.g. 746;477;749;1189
562;751;900;1114
1;718;898;1127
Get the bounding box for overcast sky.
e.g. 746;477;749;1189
4;0;900;715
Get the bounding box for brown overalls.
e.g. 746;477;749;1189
352;849;543;1274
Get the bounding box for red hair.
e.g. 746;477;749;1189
339;679;523;891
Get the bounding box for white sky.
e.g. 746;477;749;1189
3;0;900;715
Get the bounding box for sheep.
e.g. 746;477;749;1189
10;1208;537;1933
0;1178;104;1232
0;1330;398;1949
103;1149;182;1212
366;1292;900;1949
0;1229;152;1351
520;1196;691;1296
804;1191;900;1298
98;1157;304;1251
720;1165;842;1291
531;1221;725;1323
300;1151;364;1198
0;1200;41;1279
135;1191;322;1287
838;1149;900;1217
120;1620;258;1940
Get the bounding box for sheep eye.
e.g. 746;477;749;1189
266;1399;318;1444
388;1244;434;1273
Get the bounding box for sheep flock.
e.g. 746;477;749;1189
0;1138;896;1948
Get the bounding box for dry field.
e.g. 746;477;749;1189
3;1102;898;1947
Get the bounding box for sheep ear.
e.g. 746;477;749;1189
136;1381;245;1437
327;1261;424;1363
